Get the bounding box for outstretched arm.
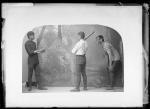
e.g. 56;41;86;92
104;43;114;71
106;51;113;70
34;48;46;54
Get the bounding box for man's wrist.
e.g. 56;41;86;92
34;50;39;53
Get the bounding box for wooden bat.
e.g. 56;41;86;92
84;31;95;40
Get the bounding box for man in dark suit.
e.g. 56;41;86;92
25;31;47;91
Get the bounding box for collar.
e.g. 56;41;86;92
80;39;84;41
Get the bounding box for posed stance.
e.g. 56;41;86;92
71;31;88;92
25;31;47;91
96;35;121;90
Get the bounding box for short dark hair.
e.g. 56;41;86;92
96;35;104;41
78;31;85;39
27;31;34;39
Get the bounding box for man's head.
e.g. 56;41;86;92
27;31;35;40
96;35;104;44
78;31;85;40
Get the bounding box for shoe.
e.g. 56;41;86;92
83;87;88;90
70;88;80;92
28;87;32;91
38;87;48;90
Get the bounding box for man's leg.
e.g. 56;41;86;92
106;70;114;90
71;64;81;92
112;60;122;87
34;64;47;90
106;61;115;90
109;70;114;87
107;60;120;90
81;64;87;90
28;65;34;91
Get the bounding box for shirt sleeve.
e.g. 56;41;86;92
71;42;80;54
104;43;113;66
25;42;35;56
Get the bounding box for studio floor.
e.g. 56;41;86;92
22;86;124;93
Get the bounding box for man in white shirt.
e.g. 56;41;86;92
96;35;122;90
71;31;88;92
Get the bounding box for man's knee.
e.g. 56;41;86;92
28;63;34;69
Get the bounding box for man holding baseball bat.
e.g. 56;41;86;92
71;31;94;92
25;31;47;91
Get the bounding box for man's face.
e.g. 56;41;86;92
29;35;34;40
99;38;103;43
78;35;82;40
96;37;102;44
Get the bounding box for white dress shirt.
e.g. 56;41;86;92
72;39;88;55
102;42;120;61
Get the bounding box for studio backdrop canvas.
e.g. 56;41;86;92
22;25;124;88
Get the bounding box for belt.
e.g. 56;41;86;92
76;54;85;56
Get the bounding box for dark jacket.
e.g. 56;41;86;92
25;40;39;66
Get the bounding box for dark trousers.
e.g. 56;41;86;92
108;60;121;87
28;63;41;88
75;55;87;89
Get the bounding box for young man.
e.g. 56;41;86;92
25;31;47;91
96;35;121;90
71;31;88;92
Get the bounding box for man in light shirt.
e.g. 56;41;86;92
96;35;121;90
71;31;88;92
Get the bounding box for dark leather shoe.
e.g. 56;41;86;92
38;87;48;90
70;88;80;92
28;87;32;91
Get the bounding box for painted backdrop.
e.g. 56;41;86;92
22;25;124;87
